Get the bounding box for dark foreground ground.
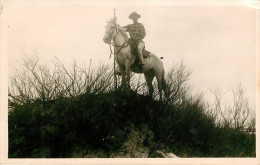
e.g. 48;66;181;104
8;89;255;158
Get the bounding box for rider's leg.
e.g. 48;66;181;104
137;40;145;65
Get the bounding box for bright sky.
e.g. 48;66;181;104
4;0;257;107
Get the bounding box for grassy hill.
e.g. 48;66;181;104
8;57;255;158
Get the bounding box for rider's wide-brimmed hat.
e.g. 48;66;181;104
128;12;141;20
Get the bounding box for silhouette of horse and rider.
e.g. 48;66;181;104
103;11;168;100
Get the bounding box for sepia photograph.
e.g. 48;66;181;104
0;0;259;164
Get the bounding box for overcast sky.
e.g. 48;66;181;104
4;1;257;107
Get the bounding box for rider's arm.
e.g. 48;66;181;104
121;25;129;32
119;26;128;31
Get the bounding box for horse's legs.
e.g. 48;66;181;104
125;65;131;88
144;72;155;97
161;74;169;98
155;72;163;101
119;66;126;87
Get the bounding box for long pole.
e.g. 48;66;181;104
113;9;117;89
114;9;116;18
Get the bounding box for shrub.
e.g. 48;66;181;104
8;56;255;157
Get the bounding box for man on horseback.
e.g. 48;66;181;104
103;15;168;99
122;12;146;68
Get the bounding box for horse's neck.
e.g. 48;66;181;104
113;31;126;46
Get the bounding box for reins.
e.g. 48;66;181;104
108;23;128;59
112;40;128;54
106;20;130;89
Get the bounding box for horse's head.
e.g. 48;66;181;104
103;18;118;44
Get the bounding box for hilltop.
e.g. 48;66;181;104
8;57;255;158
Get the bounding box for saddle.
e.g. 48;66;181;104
127;39;150;59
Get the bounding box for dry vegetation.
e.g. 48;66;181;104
8;56;255;158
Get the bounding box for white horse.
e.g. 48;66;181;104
103;18;168;99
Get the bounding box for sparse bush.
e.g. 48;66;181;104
8;56;255;158
210;85;255;131
151;64;215;156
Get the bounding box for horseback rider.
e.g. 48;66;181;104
121;12;146;68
